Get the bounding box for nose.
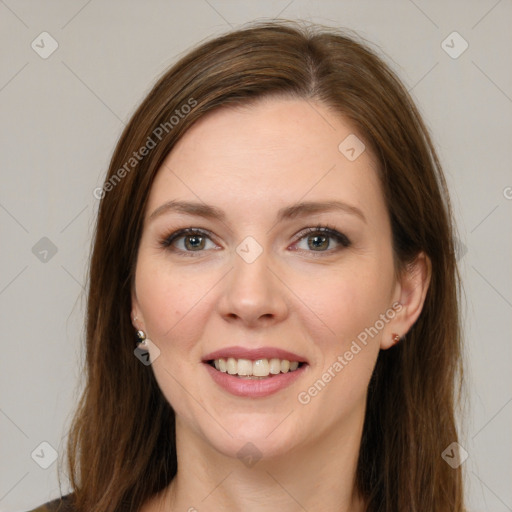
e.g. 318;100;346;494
217;246;289;327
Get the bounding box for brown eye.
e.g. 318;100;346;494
182;234;206;251
307;234;330;251
293;226;351;253
161;228;216;254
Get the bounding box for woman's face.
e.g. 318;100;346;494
132;97;405;460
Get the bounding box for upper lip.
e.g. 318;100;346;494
202;346;308;363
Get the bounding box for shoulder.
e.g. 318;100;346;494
25;493;76;512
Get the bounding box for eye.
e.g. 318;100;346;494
291;225;351;255
160;228;218;255
160;225;351;257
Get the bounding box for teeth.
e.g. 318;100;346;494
269;358;281;374
237;359;252;376
227;357;237;375
211;357;303;377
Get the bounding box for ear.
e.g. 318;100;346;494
131;285;145;332
381;251;432;350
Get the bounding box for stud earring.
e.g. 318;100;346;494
136;330;148;348
391;333;401;345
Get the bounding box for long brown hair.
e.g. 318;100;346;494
62;20;465;511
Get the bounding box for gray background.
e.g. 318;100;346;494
1;1;511;511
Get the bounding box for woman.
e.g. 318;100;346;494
29;20;465;512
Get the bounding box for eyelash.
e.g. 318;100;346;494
159;224;351;258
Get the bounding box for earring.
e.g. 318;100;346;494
391;333;401;345
136;330;148;348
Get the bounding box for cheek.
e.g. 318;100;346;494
134;252;217;344
295;266;389;409
133;253;217;414
300;260;393;350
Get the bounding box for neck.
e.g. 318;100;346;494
155;412;367;512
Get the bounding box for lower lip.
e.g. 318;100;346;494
203;362;308;398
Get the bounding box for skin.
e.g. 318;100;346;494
132;97;431;512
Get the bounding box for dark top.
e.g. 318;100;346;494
26;494;75;512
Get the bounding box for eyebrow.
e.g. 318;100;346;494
148;199;366;224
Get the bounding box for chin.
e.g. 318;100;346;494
200;414;304;462
212;434;299;464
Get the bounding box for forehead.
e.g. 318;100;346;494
146;97;386;228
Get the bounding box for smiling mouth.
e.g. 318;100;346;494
206;357;307;379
